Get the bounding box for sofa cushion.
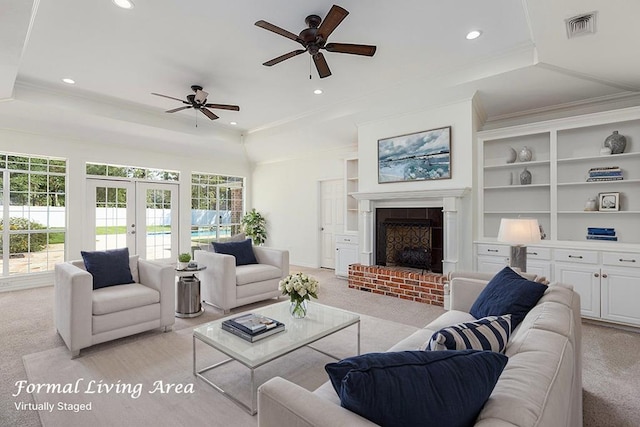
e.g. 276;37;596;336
81;248;135;290
325;350;508;427
424;314;512;353
235;264;282;286
92;283;160;315
212;239;258;266
470;266;547;328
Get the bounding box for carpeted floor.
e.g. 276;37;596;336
1;265;640;426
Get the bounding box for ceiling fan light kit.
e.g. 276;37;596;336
151;84;239;122
255;4;377;79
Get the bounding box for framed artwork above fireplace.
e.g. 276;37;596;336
378;126;451;183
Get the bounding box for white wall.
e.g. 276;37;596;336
0;127;250;266
252;146;356;267
357;99;476;270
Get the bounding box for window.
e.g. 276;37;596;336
191;173;245;246
86;163;179;181
0;154;66;276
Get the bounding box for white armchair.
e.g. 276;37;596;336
195;246;289;313
54;256;175;358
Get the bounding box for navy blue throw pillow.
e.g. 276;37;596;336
470;266;547;328
81;248;134;290
212;239;258;266
325;350;508;427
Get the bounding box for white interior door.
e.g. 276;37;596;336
320;179;344;269
86;179;178;261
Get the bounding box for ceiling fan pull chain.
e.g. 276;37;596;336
309;56;312;80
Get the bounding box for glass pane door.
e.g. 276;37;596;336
136;181;178;262
86;179;135;252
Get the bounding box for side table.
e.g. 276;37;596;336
175;266;206;318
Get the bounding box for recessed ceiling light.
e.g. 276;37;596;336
313;89;323;95
230;121;237;126
466;30;482;40
62;78;75;85
112;0;134;9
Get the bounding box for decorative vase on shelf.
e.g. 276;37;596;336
584;198;597;211
604;131;627;154
506;147;517;164
289;299;308;319
520;168;532;185
518;146;532;162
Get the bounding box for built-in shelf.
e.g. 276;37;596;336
344;158;359;233
558;211;640;214
485;211;550;215
484;184;550;190
484;159;550;170
557;151;640;164
557;179;640;187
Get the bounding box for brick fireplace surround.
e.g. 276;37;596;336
348;264;445;307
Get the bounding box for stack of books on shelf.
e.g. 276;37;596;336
586;166;623;182
586;227;617;241
221;313;285;342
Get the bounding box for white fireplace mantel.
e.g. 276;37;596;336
353;187;471;274
351;188;470;201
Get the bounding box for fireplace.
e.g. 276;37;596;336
375;208;443;273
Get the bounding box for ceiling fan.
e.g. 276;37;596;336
255;4;377;78
151;85;239;120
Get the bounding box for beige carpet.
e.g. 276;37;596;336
3;265;640;426
22;313;417;427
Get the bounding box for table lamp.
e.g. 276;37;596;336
497;218;541;272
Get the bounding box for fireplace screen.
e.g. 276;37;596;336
379;219;432;270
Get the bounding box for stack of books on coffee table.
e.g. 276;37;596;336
221;313;285;342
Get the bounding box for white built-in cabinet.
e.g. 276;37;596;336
476;106;640;327
335;234;359;277
344;157;359;233
335;157;359;278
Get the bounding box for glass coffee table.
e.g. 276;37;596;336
193;301;360;415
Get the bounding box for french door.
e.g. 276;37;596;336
85;179;179;262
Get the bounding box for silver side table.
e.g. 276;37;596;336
175;266;206;318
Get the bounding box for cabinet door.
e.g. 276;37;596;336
554;263;600;318
526;260;552;281
336;245;358;278
601;267;640;326
477;255;509;274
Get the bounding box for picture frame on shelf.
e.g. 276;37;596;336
378;126;451;183
598;192;620;211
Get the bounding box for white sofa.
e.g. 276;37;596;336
54;256;175;358
194;246;289;313
258;276;582;427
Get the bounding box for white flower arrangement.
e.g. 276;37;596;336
279;272;319;304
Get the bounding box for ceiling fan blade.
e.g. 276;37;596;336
199;108;219;120
263;49;306;66
313;53;332;79
166;106;192;113
205;103;240;111
255;20;301;42
151;93;186;103
325;43;377;56
318;5;349;39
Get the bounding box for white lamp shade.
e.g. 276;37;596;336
497;218;541;245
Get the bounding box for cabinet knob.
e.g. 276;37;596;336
487;249;499;253
568;255;583;259
594;273;599;278
527;251;538;256
602;273;608;278
619;258;637;263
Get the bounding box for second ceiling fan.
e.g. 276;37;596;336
255;4;377;79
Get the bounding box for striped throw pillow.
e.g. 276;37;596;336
423;315;512;353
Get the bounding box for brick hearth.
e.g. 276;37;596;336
348;264;444;307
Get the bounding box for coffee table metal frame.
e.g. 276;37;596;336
192;301;360;415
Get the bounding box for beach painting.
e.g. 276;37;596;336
378;126;451;183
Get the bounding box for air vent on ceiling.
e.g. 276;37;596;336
565;11;597;39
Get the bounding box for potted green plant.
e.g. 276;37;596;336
177;253;191;270
241;209;267;245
